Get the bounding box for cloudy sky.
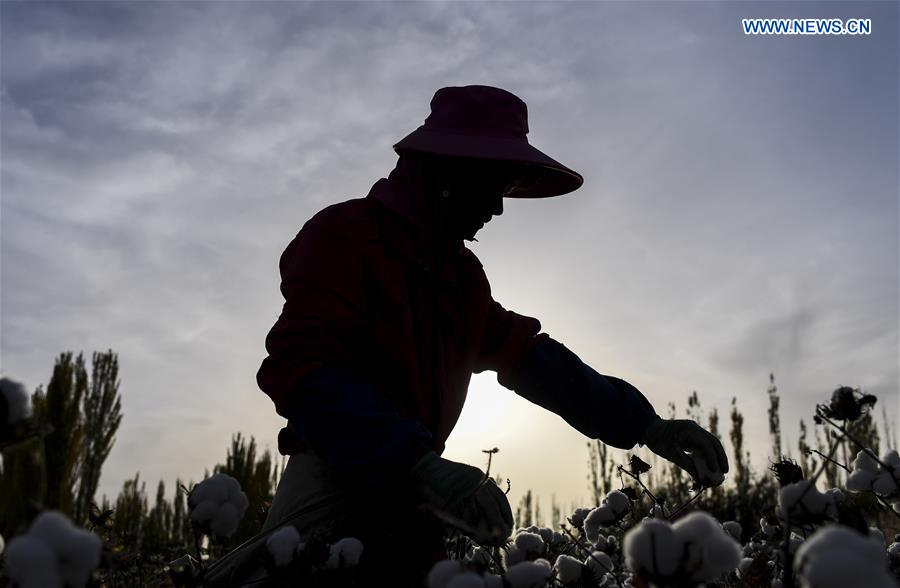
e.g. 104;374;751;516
2;1;897;521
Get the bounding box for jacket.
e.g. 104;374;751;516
256;155;658;491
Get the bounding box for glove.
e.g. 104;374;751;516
408;451;513;546
639;417;729;487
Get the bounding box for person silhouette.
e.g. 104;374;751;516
202;85;729;587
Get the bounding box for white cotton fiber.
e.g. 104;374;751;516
584;550;614;580
27;510;102;587
569;507;592;528
777;481;837;524
794;525;899;588
873;473;899;496
484;574;503;588
606;490;631;516
427;559;464;588
723;521;742;541
4;535;62;588
554;554;584;584
673;511;741;582
447;571;486;588
883;450;900;468
5;510;102;588
0;377;32;425
515;531;546;555
504;560;552;588
266;525;301;568
325;537;364;568
854;448;880;472
624;518;683;578
625;511;740;584
584;506;615;543
187;474;249;539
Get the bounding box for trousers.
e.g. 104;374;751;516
200;448;448;587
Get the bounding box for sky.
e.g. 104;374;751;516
2;1;898;524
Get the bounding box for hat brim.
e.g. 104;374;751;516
392;126;583;199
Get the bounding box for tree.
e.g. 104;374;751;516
35;352;87;516
211;433;278;551
144;479;174;555
113;471;149;552
74;350;123;527
515;489;534;528
767;373;782;460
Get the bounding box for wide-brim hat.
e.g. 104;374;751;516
392;85;583;199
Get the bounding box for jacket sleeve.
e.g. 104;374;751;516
472;297;545;391
256;210;433;488
506;334;660;449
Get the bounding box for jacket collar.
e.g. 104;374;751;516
367;176;465;286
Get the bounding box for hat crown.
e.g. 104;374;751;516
423;85;529;139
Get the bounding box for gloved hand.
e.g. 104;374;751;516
639;417;729;487
408;451;513;545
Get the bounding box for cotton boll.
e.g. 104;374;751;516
569;507;592;528
854;449;880;473
536;527;554;544
846;469;877;492
504;560;552;588
584;551;614;580
56;526;102;587
189;477;228;507
484;574;503;588
266;525;301;568
515;531;546;555
554;554;584;584
672;510;721;544
606;490;631;516
737;557;754;577
870;527;886;547
4;535;62;588
795;525;899;588
723;521;742;541
190;500;219;525
534;558;551;570
210;502;240;538
593;534;608;551
0;377;32;425
326;537;364;569
18;510;101;588
883;450;900;468
428;560;464;588
504;545;527;567
624;518;683;578
887;542;900;559
873;473;900;497
447;572;486;588
584;506;615;543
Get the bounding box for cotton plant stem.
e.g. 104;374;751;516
559;524;623;586
808;448;850;473
667;487;706;521
616;465;659;505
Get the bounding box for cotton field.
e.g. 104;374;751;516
2;377;900;587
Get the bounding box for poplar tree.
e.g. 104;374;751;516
74;350;123;527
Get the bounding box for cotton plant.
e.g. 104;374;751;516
265;524;305;568
3;510;102;588
776;480;839;531
623;510;741;587
324;537;364;569
583;490;632;543
845;448;900;511
187;472;249;539
794;525;900;588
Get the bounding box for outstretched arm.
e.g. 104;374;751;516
507;334;729;483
